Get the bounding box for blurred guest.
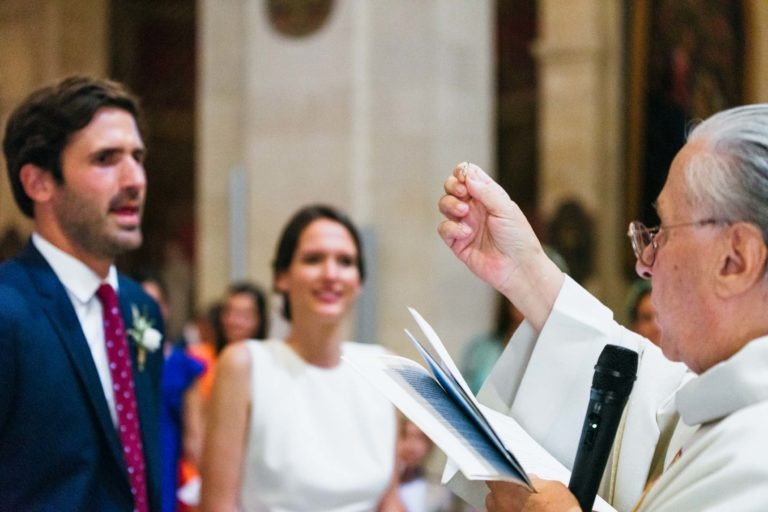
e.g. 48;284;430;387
191;281;268;400
460;294;523;394
199;204;397;511
625;279;661;346
460;248;567;394
136;272;207;512
180;283;267;508
395;417;455;512
214;281;268;353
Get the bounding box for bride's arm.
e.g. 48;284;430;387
199;343;252;512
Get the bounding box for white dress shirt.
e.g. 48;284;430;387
33;233;120;425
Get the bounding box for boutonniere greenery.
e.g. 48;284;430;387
127;305;162;371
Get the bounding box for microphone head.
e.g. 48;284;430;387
592;344;638;396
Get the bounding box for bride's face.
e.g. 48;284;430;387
275;218;362;323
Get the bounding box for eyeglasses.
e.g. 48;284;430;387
627;219;724;267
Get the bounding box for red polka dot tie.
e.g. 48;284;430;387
96;284;149;512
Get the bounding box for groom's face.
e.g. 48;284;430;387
52;106;147;260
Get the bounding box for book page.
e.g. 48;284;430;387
345;352;530;486
405;328;529;483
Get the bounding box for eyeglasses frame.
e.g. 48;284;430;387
627;219;727;267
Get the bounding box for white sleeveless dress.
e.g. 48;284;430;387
239;340;396;512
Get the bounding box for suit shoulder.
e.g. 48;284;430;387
0;261;35;319
0;258;26;285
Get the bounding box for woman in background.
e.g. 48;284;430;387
191;281;269;400
460;247;568;395
459;293;524;394
136;272;207;512
180;282;268;509
215;281;269;353
394;417;456;512
625;279;661;347
199;204;398;511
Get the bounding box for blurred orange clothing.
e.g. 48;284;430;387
187;341;218;401
178;341;217;511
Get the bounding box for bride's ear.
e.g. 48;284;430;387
274;272;289;294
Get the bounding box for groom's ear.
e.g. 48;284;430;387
20;164;56;204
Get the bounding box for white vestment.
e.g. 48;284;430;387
446;276;768;511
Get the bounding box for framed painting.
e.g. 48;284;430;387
624;0;750;263
624;0;750;274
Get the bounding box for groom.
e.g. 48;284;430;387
0;76;164;510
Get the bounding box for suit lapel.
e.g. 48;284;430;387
18;244;128;475
118;277;162;505
118;286;155;435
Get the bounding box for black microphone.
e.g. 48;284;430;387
568;344;638;512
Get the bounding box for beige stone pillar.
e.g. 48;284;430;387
747;0;768;102
197;0;494;356
0;0;108;236
533;0;626;310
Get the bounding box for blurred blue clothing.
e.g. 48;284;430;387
160;343;206;512
460;333;505;395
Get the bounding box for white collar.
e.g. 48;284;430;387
676;335;768;425
32;233;119;304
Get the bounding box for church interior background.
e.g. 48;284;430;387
1;0;766;359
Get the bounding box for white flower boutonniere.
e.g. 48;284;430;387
127;305;162;371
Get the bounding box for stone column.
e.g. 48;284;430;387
747;0;768;102
0;0;108;237
533;0;625;310
197;0;494;356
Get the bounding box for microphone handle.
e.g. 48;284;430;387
568;391;627;512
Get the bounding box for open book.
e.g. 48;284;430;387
344;307;614;511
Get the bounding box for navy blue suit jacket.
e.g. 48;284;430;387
0;242;164;511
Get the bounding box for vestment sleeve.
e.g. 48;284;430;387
445;277;687;510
